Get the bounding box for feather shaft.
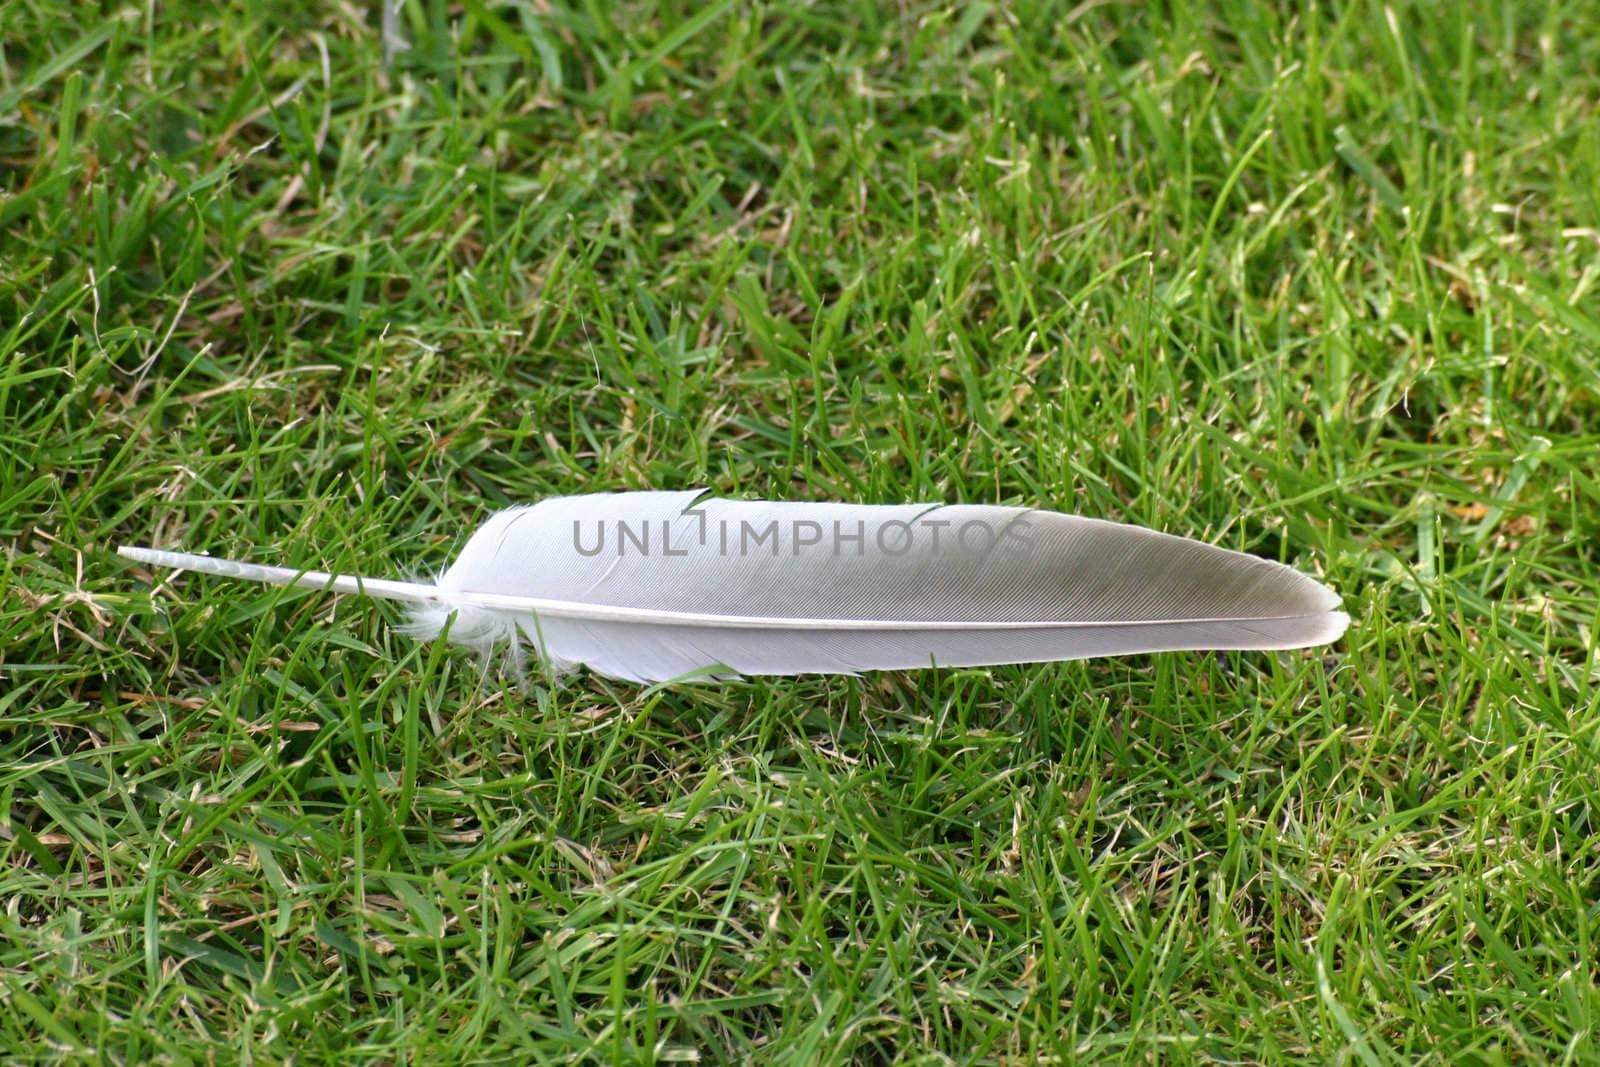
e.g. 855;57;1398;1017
117;546;1335;633
117;546;439;603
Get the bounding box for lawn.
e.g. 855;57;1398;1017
3;0;1598;1061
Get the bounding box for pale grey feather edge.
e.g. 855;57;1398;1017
507;610;1350;682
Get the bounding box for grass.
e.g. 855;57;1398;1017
2;0;1598;1061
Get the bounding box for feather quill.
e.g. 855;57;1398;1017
118;490;1348;682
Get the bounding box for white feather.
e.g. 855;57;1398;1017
118;490;1348;682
